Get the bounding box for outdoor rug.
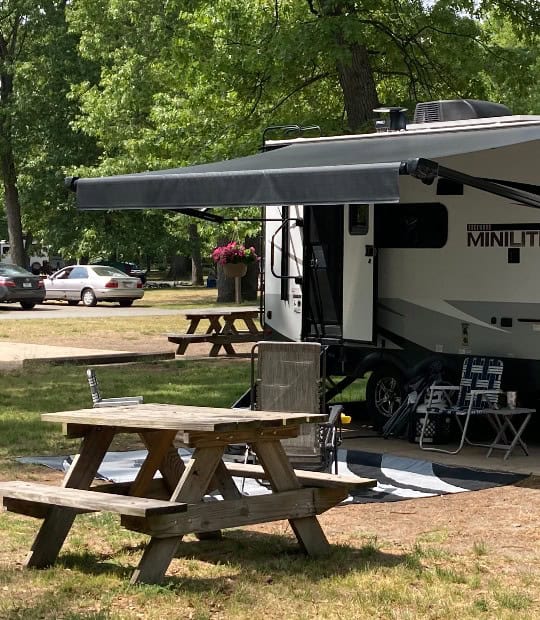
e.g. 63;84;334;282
17;448;527;504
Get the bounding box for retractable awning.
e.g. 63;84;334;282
68;120;540;212
69;142;402;211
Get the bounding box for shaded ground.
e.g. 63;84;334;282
4;327;540;606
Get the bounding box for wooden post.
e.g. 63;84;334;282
234;276;241;304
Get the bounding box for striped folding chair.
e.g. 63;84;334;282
419;357;503;454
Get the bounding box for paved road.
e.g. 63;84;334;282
0;302;186;320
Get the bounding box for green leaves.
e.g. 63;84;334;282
0;0;534;271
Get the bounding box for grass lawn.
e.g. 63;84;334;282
0;294;538;618
0;288;260;350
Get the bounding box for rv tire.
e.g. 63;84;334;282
366;365;405;431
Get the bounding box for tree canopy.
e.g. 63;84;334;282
1;0;538;270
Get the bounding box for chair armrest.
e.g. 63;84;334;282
325;404;344;427
95;396;143;408
427;385;459;408
466;389;501;412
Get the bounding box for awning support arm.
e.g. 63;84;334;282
172;209;225;223
404;158;540;209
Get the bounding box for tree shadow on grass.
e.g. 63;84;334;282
0;528;419;604
111;528;414;592
58;550;134;580
180;528;405;572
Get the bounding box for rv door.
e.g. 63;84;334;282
303;205;344;340
342;204;376;343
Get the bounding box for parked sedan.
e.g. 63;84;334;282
44;265;144;307
0;263;46;309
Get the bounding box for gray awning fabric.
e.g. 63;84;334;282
72;120;540;211
74;148;401;210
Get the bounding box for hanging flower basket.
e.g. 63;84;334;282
211;242;259;279
223;262;248;278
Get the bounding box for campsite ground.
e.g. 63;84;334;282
0;290;539;618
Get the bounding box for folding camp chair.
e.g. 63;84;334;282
419;357;503;454
86;368;144;408
381;360;445;439
250;341;346;473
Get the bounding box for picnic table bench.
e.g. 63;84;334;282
0;403;375;585
167;307;263;356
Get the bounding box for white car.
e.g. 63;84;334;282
44;264;144;307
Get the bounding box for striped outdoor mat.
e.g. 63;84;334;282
18;448;526;504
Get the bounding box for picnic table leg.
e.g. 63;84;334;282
243;317;261;335
132;430;181;496
251;440;331;556
175;318;202;354
194;460;242;541
138;431;227;541
206;316;234;356
208;316;223;334
210;317;238;356
130;446;226;584
25;428;116;568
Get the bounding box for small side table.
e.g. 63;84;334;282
483;407;535;460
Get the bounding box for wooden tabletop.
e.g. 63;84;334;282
42;403;326;432
183;307;259;318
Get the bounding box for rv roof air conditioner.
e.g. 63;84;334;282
413;99;511;123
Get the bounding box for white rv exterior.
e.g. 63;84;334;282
0;240;64;273
0;240;48;271
263;111;540;423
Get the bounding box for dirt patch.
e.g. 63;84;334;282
13;330;255;358
296;477;540;562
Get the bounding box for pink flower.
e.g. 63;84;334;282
211;242;259;265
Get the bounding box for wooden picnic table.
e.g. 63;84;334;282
167;306;263;356
0;404;375;585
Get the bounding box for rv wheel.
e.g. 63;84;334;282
366;366;405;430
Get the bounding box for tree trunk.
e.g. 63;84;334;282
168;255;191;280
335;40;379;133
216;263;236;302
188;222;204;285
241;235;260;301
0;46;25;268
1;146;25;267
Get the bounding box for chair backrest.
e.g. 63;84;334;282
86;368;102;405
456;357;503;410
253;341;323;458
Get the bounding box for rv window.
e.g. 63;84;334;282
349;204;369;235
375;203;448;248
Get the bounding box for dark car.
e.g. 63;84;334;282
93;260;147;284
0;263;46;309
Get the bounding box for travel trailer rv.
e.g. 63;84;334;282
0;240;63;274
69;99;540;426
